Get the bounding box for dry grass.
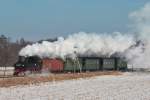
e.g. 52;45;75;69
0;71;121;87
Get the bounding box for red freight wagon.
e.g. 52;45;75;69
42;58;64;72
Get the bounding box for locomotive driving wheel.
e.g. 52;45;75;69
18;71;25;76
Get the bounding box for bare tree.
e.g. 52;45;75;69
0;35;32;67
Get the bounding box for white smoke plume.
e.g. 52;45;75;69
126;2;150;67
129;2;150;39
19;32;136;59
19;2;150;68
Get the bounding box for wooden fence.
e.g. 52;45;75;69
0;67;14;77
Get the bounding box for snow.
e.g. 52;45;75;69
0;72;150;100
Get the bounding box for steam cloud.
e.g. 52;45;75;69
19;2;150;68
127;2;150;67
19;32;136;58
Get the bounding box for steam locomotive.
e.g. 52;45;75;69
14;56;127;76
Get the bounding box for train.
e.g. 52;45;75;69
13;56;127;76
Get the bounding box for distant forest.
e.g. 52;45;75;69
0;35;57;66
0;35;31;66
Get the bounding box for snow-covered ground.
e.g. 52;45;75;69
0;72;150;100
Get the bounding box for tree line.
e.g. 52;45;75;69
0;35;32;66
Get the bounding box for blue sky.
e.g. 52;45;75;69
0;0;149;41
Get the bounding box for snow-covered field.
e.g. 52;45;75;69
0;72;150;100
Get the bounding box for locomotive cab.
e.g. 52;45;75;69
14;56;42;76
